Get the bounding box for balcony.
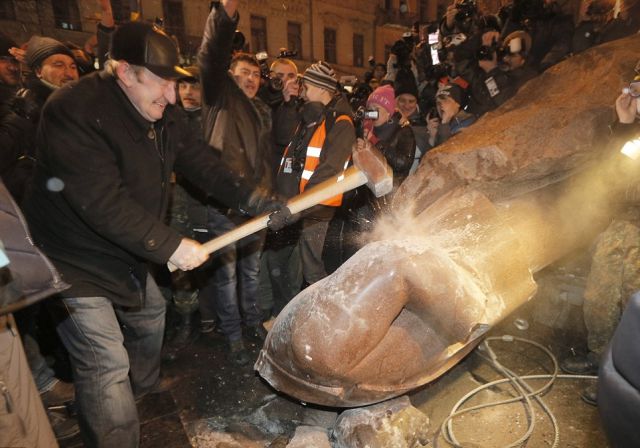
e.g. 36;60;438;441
375;6;419;27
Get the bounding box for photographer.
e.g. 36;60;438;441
257;52;300;110
440;0;479;38
385;32;419;85
573;0;640;54
466;30;515;117
501;31;538;92
500;0;574;71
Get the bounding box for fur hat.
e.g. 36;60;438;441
302;61;337;93
26;36;74;70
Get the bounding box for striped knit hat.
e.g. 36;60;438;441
303;61;337;93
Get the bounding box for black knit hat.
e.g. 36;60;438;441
303;61;337;93
0;33;16;58
436;83;467;108
26;36;74;70
394;70;418;98
110;21;189;79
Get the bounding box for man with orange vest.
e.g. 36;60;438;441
267;61;356;316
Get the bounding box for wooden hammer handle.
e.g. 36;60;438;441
168;166;368;272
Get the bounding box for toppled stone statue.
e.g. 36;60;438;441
256;34;640;407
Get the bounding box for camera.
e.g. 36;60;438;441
255;51;285;102
353;106;379;138
354;107;379;121
390;38;414;70
277;49;298;59
232;30;246;53
454;0;477;23
622;81;640;98
476;36;505;62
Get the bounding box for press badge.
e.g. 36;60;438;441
485;76;500;97
283;157;293;174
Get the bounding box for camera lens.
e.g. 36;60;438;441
269;77;284;92
628;81;640;98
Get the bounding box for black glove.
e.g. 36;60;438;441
9;93;39;123
240;188;285;216
266;206;300;232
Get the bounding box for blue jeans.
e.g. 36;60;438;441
55;274;165;448
195;207;263;342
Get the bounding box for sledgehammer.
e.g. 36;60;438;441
168;140;392;272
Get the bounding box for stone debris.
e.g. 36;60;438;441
332;396;430;448
285;425;332;448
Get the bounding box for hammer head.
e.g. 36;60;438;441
352;138;393;197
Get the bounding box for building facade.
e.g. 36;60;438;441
0;0;584;79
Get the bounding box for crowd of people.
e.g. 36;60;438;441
0;0;639;446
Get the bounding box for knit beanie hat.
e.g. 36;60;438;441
394;70;418;98
26;35;74;70
367;84;396;115
0;33;16;58
436;83;467;108
303;61;337;93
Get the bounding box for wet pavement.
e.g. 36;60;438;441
60;261;610;448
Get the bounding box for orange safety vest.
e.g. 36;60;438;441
280;115;352;207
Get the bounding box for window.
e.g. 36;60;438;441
324;28;336;64
251;15;267;53
163;0;185;44
110;0;131;23
287;21;302;59
420;0;429;21
0;0;15;20
53;0;82;31
353;33;364;67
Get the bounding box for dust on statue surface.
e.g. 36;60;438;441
255;34;640;407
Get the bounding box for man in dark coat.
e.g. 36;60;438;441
0;33;19;109
197;0;274;365
0;37;78;431
0;35;79;202
23;22;280;448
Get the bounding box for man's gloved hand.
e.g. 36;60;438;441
241;187;286;216
9;94;39;123
267;206;300;231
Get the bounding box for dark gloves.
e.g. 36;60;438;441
267;206;300;231
9;93;40;123
240;187;286;216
